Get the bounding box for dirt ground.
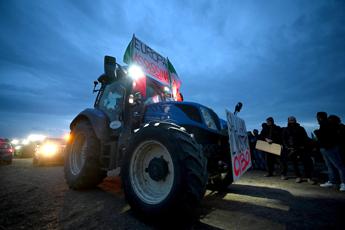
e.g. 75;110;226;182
1;159;344;230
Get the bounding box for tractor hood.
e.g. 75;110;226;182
144;101;227;135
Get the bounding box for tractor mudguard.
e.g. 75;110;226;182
70;108;110;141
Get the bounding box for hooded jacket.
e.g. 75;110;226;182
282;123;308;149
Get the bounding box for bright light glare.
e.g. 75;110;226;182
128;65;144;80
164;86;171;92
22;139;30;145
63;133;71;142
28;134;46;142
11;139;19;145
15;145;22;150
128;95;134;104
41;143;58;157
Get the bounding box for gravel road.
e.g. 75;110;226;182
1;159;344;229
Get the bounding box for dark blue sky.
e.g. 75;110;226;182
0;0;344;138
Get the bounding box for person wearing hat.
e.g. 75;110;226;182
281;116;315;184
259;117;282;177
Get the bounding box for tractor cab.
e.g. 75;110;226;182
93;56;178;132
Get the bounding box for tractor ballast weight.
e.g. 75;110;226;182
64;43;239;217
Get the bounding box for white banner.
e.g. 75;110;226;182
124;35;170;85
226;110;252;181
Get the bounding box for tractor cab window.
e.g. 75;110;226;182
145;84;162;105
144;78;171;105
98;81;125;122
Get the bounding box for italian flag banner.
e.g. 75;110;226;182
167;58;182;100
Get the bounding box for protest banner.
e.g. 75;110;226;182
226;110;252;181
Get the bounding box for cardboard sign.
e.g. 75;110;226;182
124;35;170;85
226;110;252;181
255;140;282;156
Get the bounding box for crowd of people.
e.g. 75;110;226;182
248;112;345;192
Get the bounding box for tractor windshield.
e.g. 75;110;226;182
144;78;172;105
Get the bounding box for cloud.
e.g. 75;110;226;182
0;0;344;138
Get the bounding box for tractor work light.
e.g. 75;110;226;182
40;143;58;157
129;94;134;104
128;65;145;80
164;86;170;92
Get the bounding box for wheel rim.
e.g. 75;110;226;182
129;140;174;205
69;134;87;175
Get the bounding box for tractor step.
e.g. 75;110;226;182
100;141;117;171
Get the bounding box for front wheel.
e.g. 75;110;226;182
121;122;208;217
64;120;106;189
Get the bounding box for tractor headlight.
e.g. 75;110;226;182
40;143;58;157
128;65;145;80
200;107;218;130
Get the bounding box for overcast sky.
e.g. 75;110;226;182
0;0;344;138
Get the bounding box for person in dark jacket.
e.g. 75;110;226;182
259;117;282;177
328;115;345;160
281;116;315;183
315;112;345;192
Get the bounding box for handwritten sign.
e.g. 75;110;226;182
226;110;252;181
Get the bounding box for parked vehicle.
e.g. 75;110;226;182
33;138;66;166
0;138;14;164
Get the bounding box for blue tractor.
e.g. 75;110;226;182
64;56;236;217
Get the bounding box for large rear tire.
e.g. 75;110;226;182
121;122;208;217
64;120;106;189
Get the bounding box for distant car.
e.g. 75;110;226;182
33;138;66;166
0;138;14;164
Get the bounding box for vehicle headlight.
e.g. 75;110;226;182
40;143;58;157
200;107;218;130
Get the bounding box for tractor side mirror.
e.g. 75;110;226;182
104;55;116;82
93;81;99;93
234;102;243;115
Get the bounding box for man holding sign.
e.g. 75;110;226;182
258;117;282;177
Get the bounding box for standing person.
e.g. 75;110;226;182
248;129;259;157
249;129;265;170
247;131;255;169
281;116;315;183
259;117;282;177
252;129;266;170
315;112;345;192
328;115;345;162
